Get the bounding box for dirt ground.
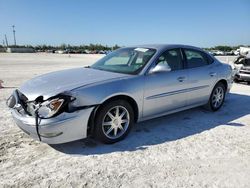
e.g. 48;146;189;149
0;53;249;188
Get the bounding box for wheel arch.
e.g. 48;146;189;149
216;79;228;91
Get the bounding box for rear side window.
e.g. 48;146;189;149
184;49;209;68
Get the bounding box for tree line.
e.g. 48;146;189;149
204;45;250;52
0;44;249;52
0;43;120;51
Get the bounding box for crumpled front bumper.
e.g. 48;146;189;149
11;107;94;144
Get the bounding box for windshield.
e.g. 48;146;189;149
91;47;156;74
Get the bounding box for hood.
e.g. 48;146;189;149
19;67;129;101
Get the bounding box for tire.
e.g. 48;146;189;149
247;81;250;85
94;100;134;144
233;78;239;83
205;82;226;111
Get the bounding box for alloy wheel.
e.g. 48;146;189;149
102;106;130;139
212;86;224;108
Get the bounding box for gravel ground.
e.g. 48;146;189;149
0;53;249;188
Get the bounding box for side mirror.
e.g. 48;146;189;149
149;63;171;74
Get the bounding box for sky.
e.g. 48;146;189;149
0;0;250;47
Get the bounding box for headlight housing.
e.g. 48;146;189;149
37;98;65;118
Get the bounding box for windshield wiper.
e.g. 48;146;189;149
91;66;106;71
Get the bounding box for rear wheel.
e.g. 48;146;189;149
94;100;134;144
205;82;226;111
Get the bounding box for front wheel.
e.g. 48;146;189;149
205;82;226;111
94;100;134;144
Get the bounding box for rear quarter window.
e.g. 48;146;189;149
184;49;212;68
205;53;214;64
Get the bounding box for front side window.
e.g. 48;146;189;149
184;49;208;68
91;47;156;74
156;49;183;71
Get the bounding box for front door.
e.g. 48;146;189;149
143;48;188;118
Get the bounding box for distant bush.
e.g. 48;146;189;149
205;45;250;51
2;44;250;52
32;44;120;52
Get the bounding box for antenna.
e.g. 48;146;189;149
12;25;16;46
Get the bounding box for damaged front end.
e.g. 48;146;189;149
7;90;95;144
233;55;250;83
7;90;75;118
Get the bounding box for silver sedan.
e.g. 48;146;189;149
7;44;233;144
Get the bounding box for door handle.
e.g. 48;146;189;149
177;76;186;82
209;72;217;77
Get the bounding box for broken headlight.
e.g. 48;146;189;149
37;98;65;118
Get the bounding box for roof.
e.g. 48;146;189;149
128;44;203;51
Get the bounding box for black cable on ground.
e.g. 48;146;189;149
35;110;41;141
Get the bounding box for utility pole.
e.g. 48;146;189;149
5;34;8;47
12;25;16;46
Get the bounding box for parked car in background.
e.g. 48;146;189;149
7;44;233;144
210;50;225;56
55;50;66;54
46;49;55;53
239;47;250;56
97;50;106;54
208;51;216;56
233;49;240;56
225;50;235;56
233;53;250;84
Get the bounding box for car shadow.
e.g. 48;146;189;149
51;93;250;155
235;82;250;86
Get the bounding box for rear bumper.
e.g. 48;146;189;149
227;79;233;92
11;107;94;144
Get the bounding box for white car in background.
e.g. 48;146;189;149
212;50;225;56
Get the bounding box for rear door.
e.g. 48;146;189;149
182;48;217;106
